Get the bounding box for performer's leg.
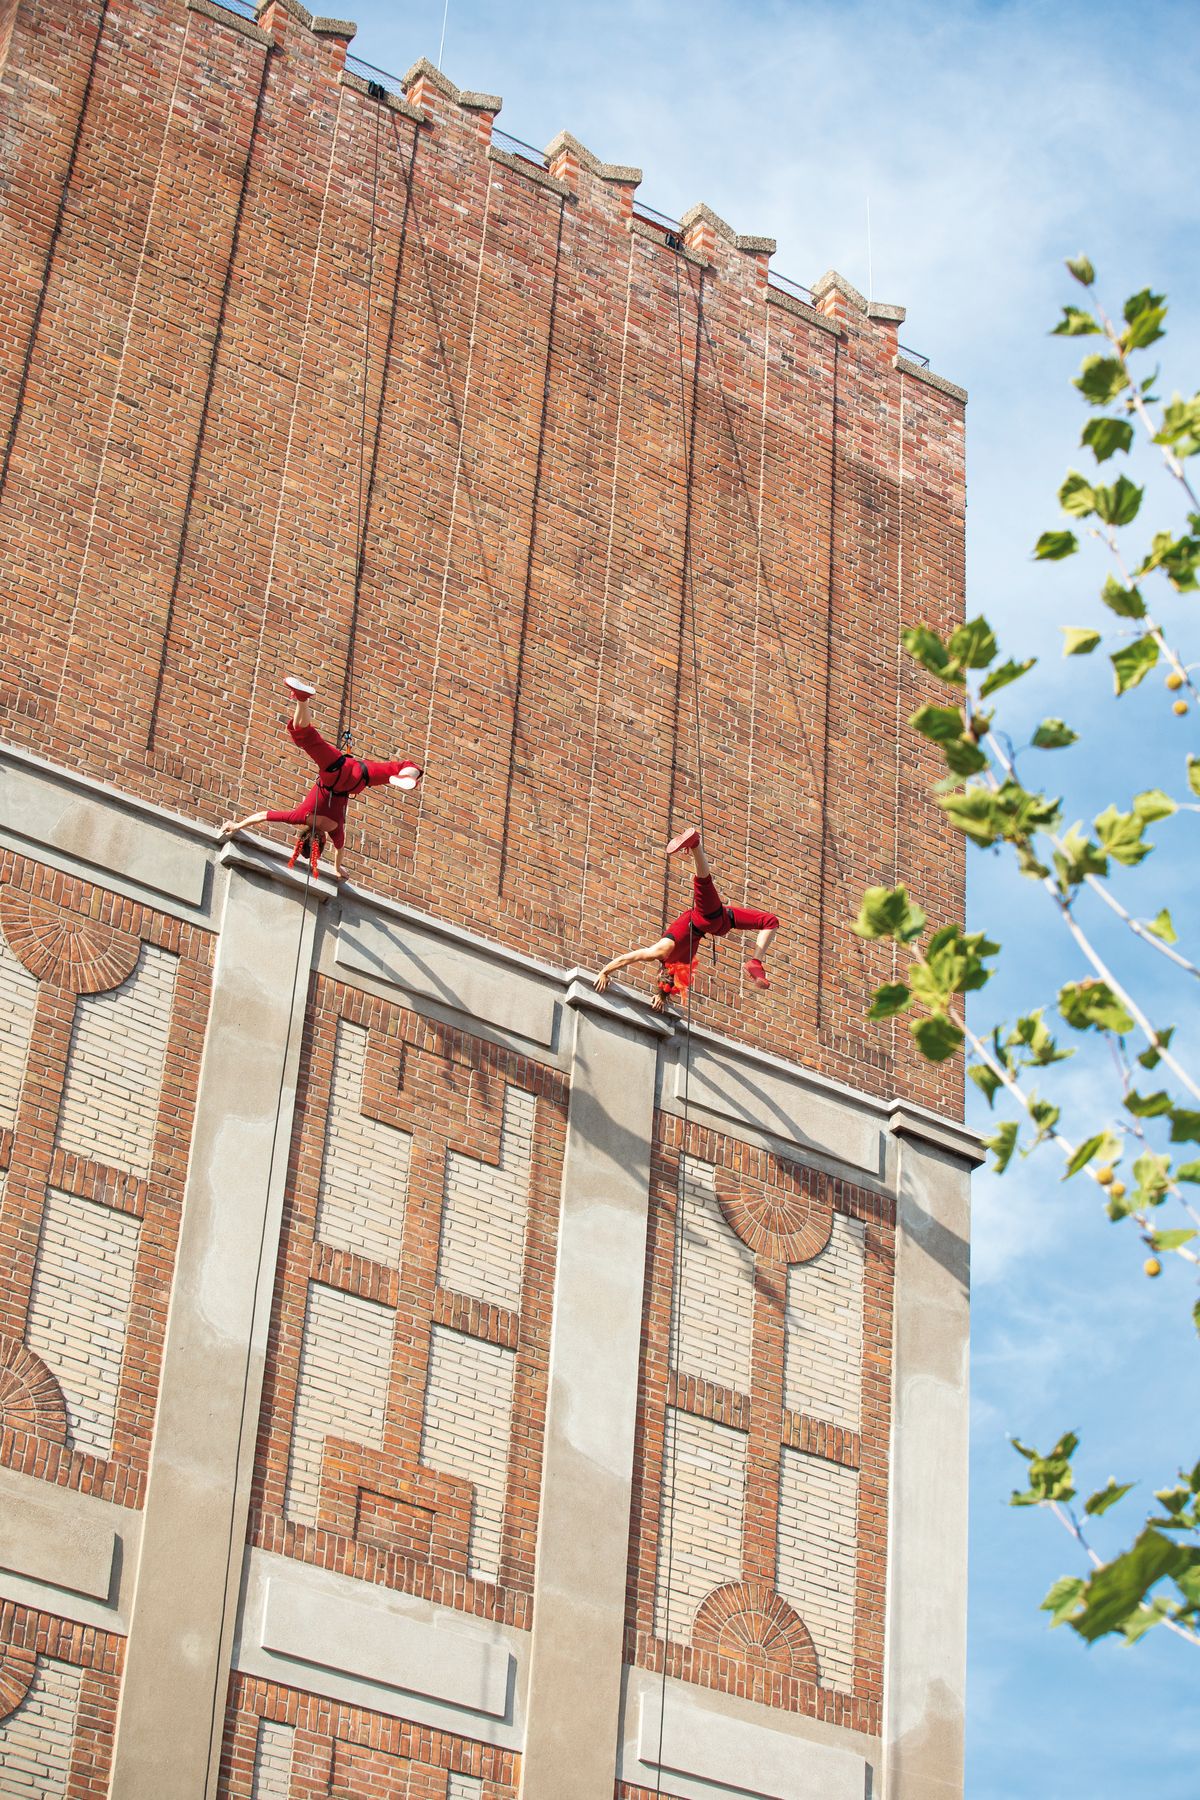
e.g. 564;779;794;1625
727;904;780;989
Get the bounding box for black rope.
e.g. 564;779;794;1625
202;858;314;1792
339;90;385;752
670;253;708;854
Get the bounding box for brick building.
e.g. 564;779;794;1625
0;1;979;1796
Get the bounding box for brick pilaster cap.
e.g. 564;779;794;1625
402;56;502;113
544;131;641;185
311;15;356;38
680;201;775;256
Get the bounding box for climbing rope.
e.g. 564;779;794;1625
339;86;386;752
202;857;314;1790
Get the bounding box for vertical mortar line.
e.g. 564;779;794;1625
145;32;275;753
235;87;348;792
0;0;112;506
51;13;195;723
411;160;496;873
496;193;568;895
892;372;906;1057
577;233;635;931
815;342;840;1031
740;306;771;919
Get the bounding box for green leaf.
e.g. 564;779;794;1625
853;885;928;944
937;786;999;846
1194;1299;1200;1337
1124;1089;1172;1118
1058;980;1135;1036
969;1063;1003;1107
1051;306;1100;338
1031;718;1078;749
942;735;989;776
1092;475;1144;527
1149;1228;1197;1252
1085;1479;1135;1518
1074;354;1129;405
1094;804;1150;867
1010;1432;1078;1505
1137;1026;1174;1070
947;615;998;669
1071;1528;1187;1643
902;624;960;684
979;656;1036;699
910;702;965;743
1008;1008;1072;1066
1110;634;1159;695
1064;1130;1121;1178
1155;392;1200;459
1131;1151;1172;1206
1133;789;1177;823
1099;575;1146;618
1035;530;1079;561
1065;254;1095;287
1053;825;1108;890
1082;416;1134;462
1169;1109;1200;1144
1138;527;1200;593
1062;626;1100;655
868;981;911;1020
1147;909;1177;944
1121;288;1167;351
987;1119;1019;1173
910;1013;964;1062
1174;1160;1200;1183
1041;1575;1086;1627
1058;470;1095;517
1027;1095;1061;1144
1187;755;1200;799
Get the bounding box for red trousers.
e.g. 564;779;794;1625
264;722;407;849
665;873;779;962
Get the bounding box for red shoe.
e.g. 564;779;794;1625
285;676;316;699
666;827;700;857
745;958;771;990
388;762;423;791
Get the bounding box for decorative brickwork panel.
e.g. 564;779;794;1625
784;1213;866;1433
250;1718;296;1800
0;1656;81;1796
776;1449;859;1694
55;942;177;1178
0;931;38;1131
653;1409;747;1643
437;1087;535;1311
26;1189;141;1460
284;1284;393;1528
673;1156;755;1394
219;1676;519;1799
419;1325;517;1585
253;978;566;1630
316;1020;412;1267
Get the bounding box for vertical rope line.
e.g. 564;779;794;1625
411;161;495;871
670;255;706;845
237;88;346;792
339;94;383;750
52;14;193;719
578;234;635;931
202;860;313;1796
892;372;906;1045
654;992;693;1798
741;306;770;924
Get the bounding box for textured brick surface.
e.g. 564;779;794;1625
26;1188;141;1460
784;1213;866;1433
674;1155;755;1394
776;1450;859;1693
0;1655;81;1798
437;1086;535;1311
0;929;38;1130
419;1323;517;1583
316;1020;412;1267
250;1717;296;1799
284;1282;393;1528
55;942;177;1178
654;1409;747;1642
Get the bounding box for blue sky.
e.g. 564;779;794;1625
341;1;1200;1788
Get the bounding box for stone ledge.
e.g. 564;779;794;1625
680;201;775;256
889;1100;984;1165
628;215;708;267
339;68;424;120
402;56;501;114
186;0;272;43
218;833;341;902
486;145;572;196
544;129;641;185
564;971;676;1039
894;354;968;404
460;89;503;112
311;13;355;35
867;299;906;323
766;285;843;338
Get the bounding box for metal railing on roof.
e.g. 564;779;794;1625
212;0;259;19
897;342;931;367
344;52;407;97
768;269;816;306
490;127;547;167
632;200;683;235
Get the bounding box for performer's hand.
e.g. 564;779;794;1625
220;820;237;837
594;970;611;993
650;990;665;1013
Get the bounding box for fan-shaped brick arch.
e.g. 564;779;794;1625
713;1157;834;1264
0;888;141;994
0;1641;38;1721
692;1580;818;1681
0;1333;69;1446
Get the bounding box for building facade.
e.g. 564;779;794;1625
0;1;978;1796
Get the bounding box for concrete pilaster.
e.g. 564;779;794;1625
882;1108;980;1800
109;848;327;1800
518;977;670;1800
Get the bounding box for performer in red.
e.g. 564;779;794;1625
220;677;422;879
594;829;779;1010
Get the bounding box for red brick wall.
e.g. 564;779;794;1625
0;1604;124;1798
0;0;966;1111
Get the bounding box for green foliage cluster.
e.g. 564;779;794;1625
856;261;1200;1651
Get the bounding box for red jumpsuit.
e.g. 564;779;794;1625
266;721;410;851
660;873;779;993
